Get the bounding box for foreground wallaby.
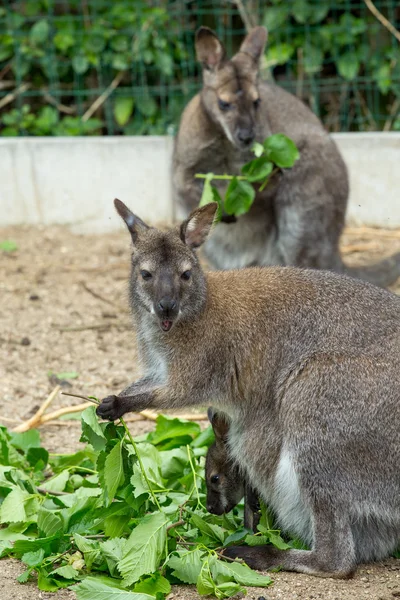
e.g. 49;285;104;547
206;408;260;532
97;199;400;577
173;26;400;287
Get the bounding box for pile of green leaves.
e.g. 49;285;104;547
0;407;293;598
198;133;299;218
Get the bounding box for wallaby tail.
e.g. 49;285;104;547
343;251;400;288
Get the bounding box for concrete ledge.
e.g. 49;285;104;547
0;136;174;233
0;133;399;231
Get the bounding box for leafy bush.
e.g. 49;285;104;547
0;407;296;598
0;0;399;135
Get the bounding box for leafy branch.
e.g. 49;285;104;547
196;133;299;218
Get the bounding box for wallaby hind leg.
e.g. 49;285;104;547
225;505;356;578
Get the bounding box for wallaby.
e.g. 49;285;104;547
97;199;400;578
206;408;260;532
172;26;400;287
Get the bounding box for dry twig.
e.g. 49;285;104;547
0;83;30;110
12;386;61;433
80;281;128;313
364;0;400;43
82;71;125;121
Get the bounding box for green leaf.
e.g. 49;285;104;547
252;142;265;158
72;55;89;75
268;532;292;550
56;371;79;380
191;425;214;449
337;52;359;81
147;415;200;447
197;557;216;595
21;548;45;567
30;19;49;44
73;534;101;570
37;569;62;592
104;441;125;503
80;407;106;451
303;44;324;74
26;447;49;469
43;469;69;493
100;537;127;577
241;156;273;183
17;569;31;583
118;512;169;586
212;557;272;587
133;572;171;594
0;487;29;523
135;94;158;118
167;549;204;584
10;429;41;452
114;98;135;127
0;240;18;252
263;5;290;31
267;43;294;67
263;134;300;168
50;565;80;579
190;513;225;543
37;507;63;537
224;178;255;216
75;578;155;600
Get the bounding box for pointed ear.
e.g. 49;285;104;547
114;198;149;243
209;409;230;443
239;26;268;63
195;27;226;71
180;203;218;249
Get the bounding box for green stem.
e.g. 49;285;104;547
186;445;205;510
119;417;161;511
195;173;246;181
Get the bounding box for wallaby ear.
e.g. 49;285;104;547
195;27;226;71
239;26;268;63
180;203;218;250
114;198;149;243
208;409;230;443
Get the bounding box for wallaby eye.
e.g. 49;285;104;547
140;270;152;281
210;474;220;484
181;270;192;281
218;99;231;112
253;98;261;109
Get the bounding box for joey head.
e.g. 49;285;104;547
206;408;260;532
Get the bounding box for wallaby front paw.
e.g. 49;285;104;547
96;395;124;421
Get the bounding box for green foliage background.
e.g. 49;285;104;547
0;0;399;136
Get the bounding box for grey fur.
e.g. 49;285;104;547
97;199;400;578
172;26;400;287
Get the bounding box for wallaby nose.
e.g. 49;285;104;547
237;129;255;146
158;298;177;313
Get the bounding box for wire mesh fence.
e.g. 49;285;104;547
0;0;399;136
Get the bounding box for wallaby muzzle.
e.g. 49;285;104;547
154;296;179;332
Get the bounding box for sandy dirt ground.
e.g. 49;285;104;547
1;222;400;600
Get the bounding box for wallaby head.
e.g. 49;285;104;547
205;408;244;516
114;198;217;332
195;26;267;150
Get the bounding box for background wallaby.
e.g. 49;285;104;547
97;199;400;578
206;408;260;532
173;26;400;287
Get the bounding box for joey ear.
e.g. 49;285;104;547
180;202;218;249
209;409;231;443
114;198;149;243
195;27;226;71
239;26;268;63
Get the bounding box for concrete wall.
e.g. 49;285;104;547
0;133;399;232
